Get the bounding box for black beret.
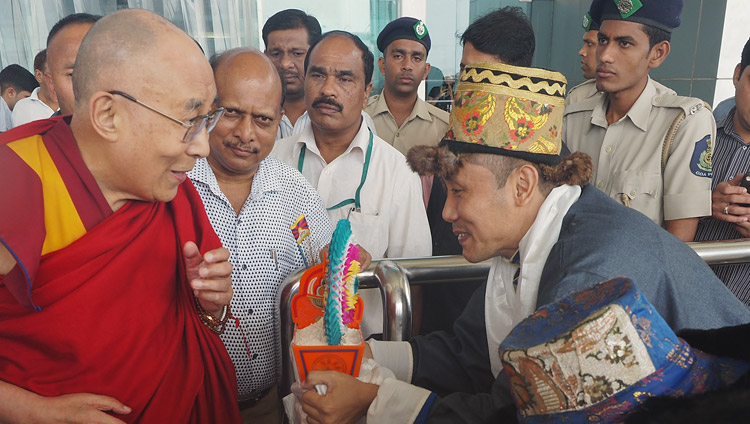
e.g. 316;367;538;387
583;0;606;31
376;17;431;54
600;0;683;33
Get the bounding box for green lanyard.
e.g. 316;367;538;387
298;130;374;211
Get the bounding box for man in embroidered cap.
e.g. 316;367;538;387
564;0;713;242
365;17;449;156
294;62;750;424
565;0;605;105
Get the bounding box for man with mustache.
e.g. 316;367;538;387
365;17;448;155
189;48;338;424
564;0;713;242
263;9;377;140
272;31;431;338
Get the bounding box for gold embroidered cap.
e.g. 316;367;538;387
441;62;567;166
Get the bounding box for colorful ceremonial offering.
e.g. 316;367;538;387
291;219;365;382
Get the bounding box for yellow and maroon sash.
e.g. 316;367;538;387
0;117;111;309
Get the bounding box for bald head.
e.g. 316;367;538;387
73;9;209;111
69;9;217;211
206;48;284;178
211;48;284;109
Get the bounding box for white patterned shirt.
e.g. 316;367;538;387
188;157;333;399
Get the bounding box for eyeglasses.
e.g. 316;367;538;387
109;90;225;142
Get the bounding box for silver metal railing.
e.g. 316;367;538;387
275;239;750;395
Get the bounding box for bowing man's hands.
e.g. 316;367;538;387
300;371;378;424
183;241;233;316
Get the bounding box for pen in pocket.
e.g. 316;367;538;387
270;249;279;271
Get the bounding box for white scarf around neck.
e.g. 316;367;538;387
485;184;582;376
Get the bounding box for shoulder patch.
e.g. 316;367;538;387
689;134;712;178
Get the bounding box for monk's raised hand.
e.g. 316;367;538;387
183;241;233;316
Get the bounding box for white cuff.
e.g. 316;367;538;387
367;340;413;382
367;378;431;424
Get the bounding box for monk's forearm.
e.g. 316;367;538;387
0;380;131;422
0;380;42;422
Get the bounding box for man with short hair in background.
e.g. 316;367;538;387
263;9;321;139
458;7;535;72
12;49;59;127
46;12;100;116
0;64;37;131
272;31;431;338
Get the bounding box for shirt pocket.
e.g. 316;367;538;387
611;170;661;221
349;211;388;259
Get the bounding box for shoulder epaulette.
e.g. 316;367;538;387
563;95;599;116
652;94;712;116
366;95;381;107
567;79;596;95
425;101;450;123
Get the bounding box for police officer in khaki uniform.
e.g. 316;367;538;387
566;0;604;106
564;0;714;242
365;17;449;155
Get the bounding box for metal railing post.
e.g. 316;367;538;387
375;261;412;341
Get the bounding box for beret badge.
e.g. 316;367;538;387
413;20;427;40
616;0;642;18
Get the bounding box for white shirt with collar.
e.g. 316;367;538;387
271;118;432;336
0;97;11;132
11;87;54;127
276;110;378;140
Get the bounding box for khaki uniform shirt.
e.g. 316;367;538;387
565;79;601;106
563;77;714;226
365;93;450;155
